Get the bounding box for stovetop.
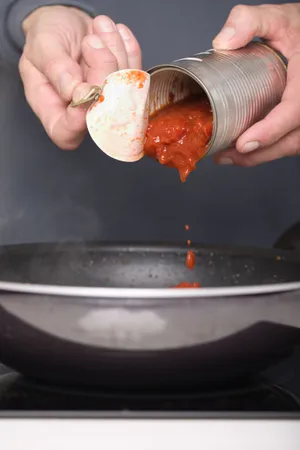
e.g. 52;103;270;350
1;348;300;416
1;372;300;413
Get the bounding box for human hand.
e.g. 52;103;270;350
212;3;300;167
19;6;142;150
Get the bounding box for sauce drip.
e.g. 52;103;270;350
175;282;200;288
174;224;199;288
186;250;196;270
144;95;213;182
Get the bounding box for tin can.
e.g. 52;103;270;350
147;42;286;156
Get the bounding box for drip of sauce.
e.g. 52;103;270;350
186;250;196;269
185;224;195;270
175;282;200;288
144;95;213;182
174;224;200;288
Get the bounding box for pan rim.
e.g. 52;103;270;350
0;280;300;298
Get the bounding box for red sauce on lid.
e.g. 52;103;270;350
117;70;147;88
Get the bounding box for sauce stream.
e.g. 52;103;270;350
143;96;210;287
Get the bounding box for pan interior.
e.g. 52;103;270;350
0;243;299;289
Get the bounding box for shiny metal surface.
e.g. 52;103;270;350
1;280;300;298
70;85;101;107
148;42;286;155
1;288;300;351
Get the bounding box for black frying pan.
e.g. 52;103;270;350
0;241;300;391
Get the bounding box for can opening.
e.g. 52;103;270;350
148;67;210;115
148;67;214;155
145;67;214;180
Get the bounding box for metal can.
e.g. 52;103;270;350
147;42;286;156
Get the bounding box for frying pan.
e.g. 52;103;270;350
1;241;300;391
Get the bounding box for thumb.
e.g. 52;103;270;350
212;4;286;50
25;33;83;102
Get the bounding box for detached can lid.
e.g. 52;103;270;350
86;69;150;162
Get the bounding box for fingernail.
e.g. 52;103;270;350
88;34;103;49
98;16;116;32
218;157;233;165
213;27;236;48
72;83;92;104
59;72;73;97
118;24;131;40
241;141;260;153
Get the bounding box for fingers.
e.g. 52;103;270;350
117;24;142;69
80;17;142;100
81;34;118;86
21;11;143;151
92;15;129;70
212;4;289;51
235;100;300;153
23;34;83;102
19;55;87;150
211;4;300;167
235;52;300;154
81;17;142;82
214;127;300;167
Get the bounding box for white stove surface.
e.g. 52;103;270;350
0;419;300;449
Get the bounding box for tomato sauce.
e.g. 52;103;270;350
175;282;200;288
144;95;213;182
186;250;196;269
173;225;199;287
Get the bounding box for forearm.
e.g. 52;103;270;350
0;0;96;65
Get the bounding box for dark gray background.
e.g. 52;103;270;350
0;0;299;247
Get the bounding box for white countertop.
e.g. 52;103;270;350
1;419;300;449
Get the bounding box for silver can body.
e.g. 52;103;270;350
148;42;286;156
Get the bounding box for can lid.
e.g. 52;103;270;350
86;69;150;162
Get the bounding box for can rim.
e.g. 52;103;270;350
147;64;217;156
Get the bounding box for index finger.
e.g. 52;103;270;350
116;24;142;69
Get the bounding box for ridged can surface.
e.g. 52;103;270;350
148;42;287;155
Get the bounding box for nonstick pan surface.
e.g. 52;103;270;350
0;242;300;296
0;242;300;390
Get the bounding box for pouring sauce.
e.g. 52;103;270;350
173;224;200;288
144;95;211;287
144;95;213;182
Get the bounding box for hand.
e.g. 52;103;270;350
19;6;142;150
212;3;300;167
